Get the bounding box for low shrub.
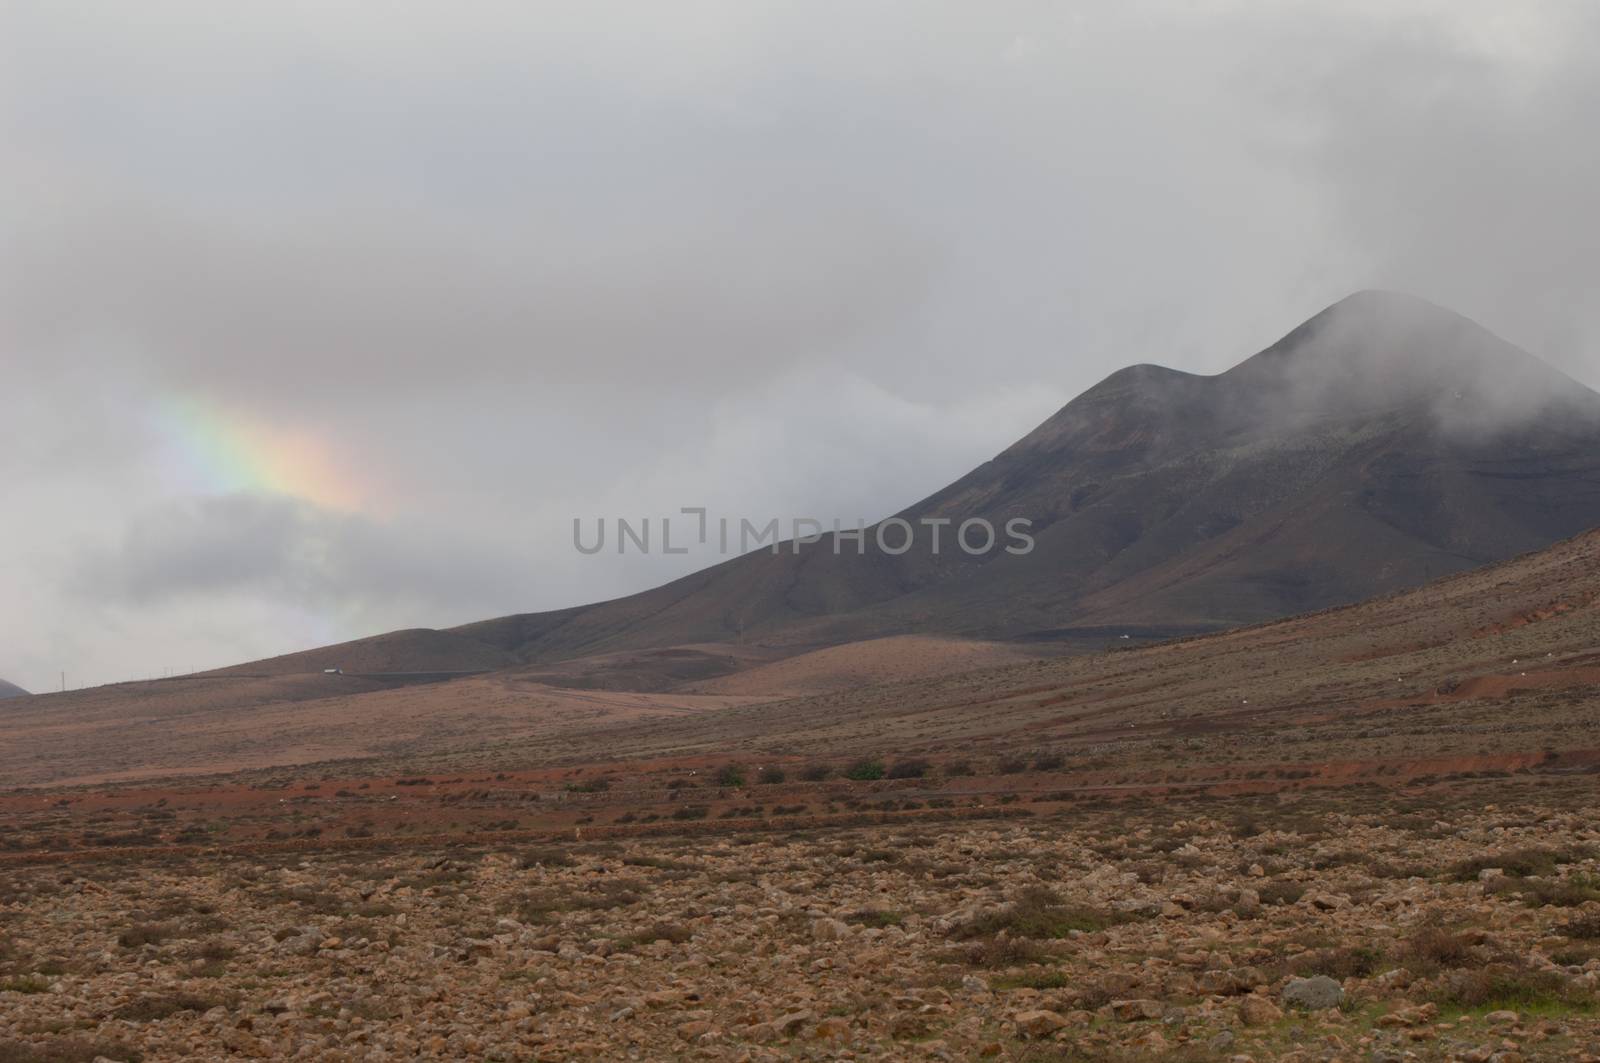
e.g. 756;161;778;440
843;759;885;782
1448;846;1591;882
1561;912;1600;940
1516;874;1600;908
940;935;1052;969
886;759;930;780
1257;881;1306;907
845;909;904;928
1431;966;1594;1011
1402;926;1477;973
116;924;173;950
951;887;1128;940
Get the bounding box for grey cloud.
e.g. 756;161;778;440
74;494;534;621
3;193;939;402
1253;2;1600;376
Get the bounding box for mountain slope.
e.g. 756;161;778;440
0;678;29;699
237;290;1600;676
12;511;1600;787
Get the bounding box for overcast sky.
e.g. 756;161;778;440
3;0;1598;692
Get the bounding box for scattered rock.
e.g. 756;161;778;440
811;1016;850;1042
1110;999;1165;1022
1238;995;1284;1026
1282;975;1344;1011
811;918;852;942
1014;1010;1069;1038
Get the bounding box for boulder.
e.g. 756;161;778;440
1282;975;1344;1011
1110;999;1164;1021
1238;995;1283;1026
1014;1010;1069;1038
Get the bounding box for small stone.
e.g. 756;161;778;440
220;1029;270;1058
811;918;852;942
1134;1030;1170;1051
811;1017;850;1042
675;1020;713;1041
1307;892;1349;912
1239;995;1284;1026
1111;999;1164;1022
773;1010;812;1036
1014;1010;1069;1038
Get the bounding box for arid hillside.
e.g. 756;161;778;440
7;519;1600;791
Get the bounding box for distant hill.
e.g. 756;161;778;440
14;500;1600;787
206;628;517;678
0;678;31;699
225;290;1600;677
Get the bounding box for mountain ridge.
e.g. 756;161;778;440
215;290;1600;678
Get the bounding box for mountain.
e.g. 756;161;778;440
15;508;1600;788
232;290;1600;677
0;678;30;699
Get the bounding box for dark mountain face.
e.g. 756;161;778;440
238;291;1600;675
0;678;31;700
890;290;1600;631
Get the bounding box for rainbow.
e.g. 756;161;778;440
153;396;365;512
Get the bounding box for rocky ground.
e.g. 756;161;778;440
4;787;1600;1062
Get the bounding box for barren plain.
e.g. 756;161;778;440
6;531;1600;1060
